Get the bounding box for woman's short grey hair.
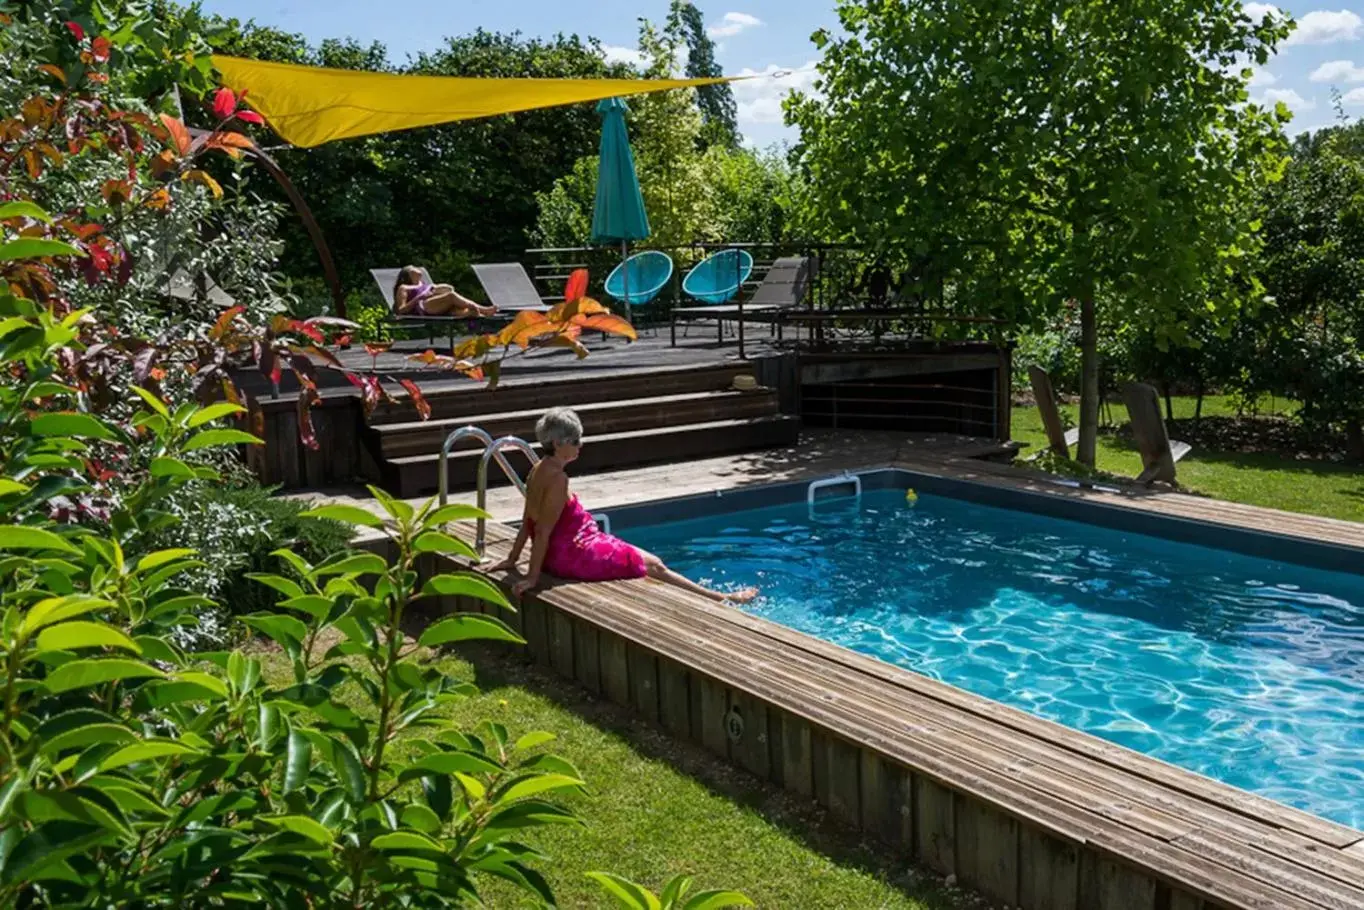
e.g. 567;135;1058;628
535;407;583;449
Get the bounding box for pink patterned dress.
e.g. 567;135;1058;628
527;494;648;582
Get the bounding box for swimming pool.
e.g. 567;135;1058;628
614;474;1364;829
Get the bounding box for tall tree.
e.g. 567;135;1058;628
673;1;739;149
790;0;1292;465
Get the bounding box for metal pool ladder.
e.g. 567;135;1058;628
437;425;540;560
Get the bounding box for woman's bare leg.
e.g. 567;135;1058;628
421;289;497;318
642;552;757;603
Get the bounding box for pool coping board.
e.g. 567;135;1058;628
411;458;1364;910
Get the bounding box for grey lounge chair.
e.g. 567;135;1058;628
470;262;552;312
670;255;814;345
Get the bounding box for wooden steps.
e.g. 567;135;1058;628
384;415;799;497
365;361;800;497
373;390;779;460
372;362;755;425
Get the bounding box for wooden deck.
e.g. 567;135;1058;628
386;436;1364;910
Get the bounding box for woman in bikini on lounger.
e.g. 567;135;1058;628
491;407;759;604
392;265;499;318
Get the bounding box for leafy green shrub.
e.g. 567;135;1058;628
1;402;588;904
150;480;351;643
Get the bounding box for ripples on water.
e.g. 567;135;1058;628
622;490;1364;828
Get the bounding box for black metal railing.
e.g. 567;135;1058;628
522;241;1015;357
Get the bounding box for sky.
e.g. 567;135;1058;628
199;1;1364;145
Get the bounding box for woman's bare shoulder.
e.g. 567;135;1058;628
527;462;568;494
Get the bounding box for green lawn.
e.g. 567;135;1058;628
1011;395;1364;523
258;647;975;910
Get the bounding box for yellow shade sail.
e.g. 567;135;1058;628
213;55;743;148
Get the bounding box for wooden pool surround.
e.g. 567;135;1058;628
420;457;1364;910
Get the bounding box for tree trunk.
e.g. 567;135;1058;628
1162;382;1174;422
1078;295;1100;467
1194;377;1205;428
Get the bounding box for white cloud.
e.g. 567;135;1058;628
600;43;685;75
1248;67;1278;86
1284;10;1364;46
1243;3;1282;23
708;12;763;39
731;61;820;125
1257;88;1316;112
1310;59;1364;82
1343;87;1364;105
601;45;645;67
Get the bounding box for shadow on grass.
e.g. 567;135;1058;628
455;642;971;910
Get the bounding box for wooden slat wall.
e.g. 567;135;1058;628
254;397;365;489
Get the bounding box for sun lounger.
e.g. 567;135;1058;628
470;262;552;313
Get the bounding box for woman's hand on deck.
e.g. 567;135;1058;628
512;575;538;599
487;556;517;573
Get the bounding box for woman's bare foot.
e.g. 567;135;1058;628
725;587;759;604
479;304;498;317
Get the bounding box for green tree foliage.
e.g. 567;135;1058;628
672;1;739;150
1243;120;1364;455
534;16;794;249
789;0;1293;465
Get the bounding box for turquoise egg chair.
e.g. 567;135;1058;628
682;249;755;305
604;250;674;309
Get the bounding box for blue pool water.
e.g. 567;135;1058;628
621;489;1364;829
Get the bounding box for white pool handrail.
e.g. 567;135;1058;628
807;471;862;507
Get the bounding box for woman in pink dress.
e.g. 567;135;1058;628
491;408;758;604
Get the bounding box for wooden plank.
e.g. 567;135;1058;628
519;597;549;666
1028;365;1070;458
547;608;574;679
571;617;600;694
627;643;659;722
915;775;955;876
1171;829;1364;910
599;632;630;707
1079;853;1157;910
657;657;690;738
727;688;771;780
954;795;1019;907
1124;382;1178;484
692;675;730;758
493;600;523;643
819;734;860;828
773;709;813;798
1168;890;1204;910
1019;829;1079;910
859;751;912;848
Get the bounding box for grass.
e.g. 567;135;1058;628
1011;394;1364;523
257;644;977;910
